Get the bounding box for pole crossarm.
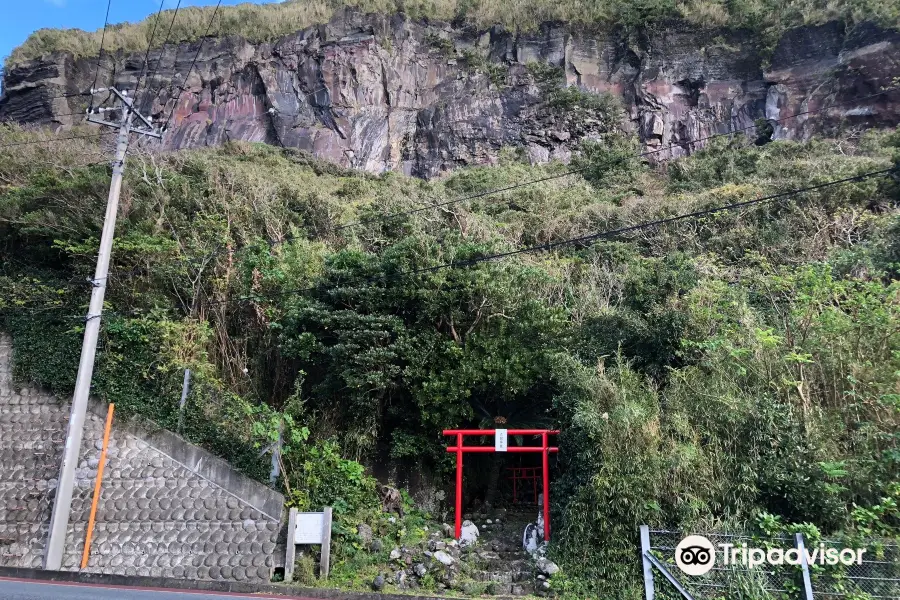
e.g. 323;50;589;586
43;87;162;571
94;87;159;133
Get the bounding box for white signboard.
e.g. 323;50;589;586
286;507;333;582
294;512;326;544
495;429;508;452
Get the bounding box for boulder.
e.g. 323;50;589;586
434;551;455;566
536;557;560;577
372;575;385;591
357;523;373;545
414;563;428;577
389;547;402;560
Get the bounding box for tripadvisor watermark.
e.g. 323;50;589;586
674;534;866;576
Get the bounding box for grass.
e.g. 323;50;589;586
6;0;900;69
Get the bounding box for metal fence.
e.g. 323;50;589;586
815;539;900;599
640;526;900;600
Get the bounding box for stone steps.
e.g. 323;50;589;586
482;581;531;596
456;507;552;597
471;569;531;584
480;559;529;572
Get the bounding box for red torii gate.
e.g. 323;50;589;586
443;429;559;541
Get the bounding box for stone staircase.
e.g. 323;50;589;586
465;507;544;596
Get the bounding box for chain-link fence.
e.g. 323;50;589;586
641;527;900;600
813;539;900;599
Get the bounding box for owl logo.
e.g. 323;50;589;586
675;535;716;576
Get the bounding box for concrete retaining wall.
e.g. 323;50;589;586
0;333;285;583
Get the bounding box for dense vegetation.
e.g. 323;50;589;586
6;0;900;68
1;120;898;596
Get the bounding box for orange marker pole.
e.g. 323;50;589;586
81;403;114;569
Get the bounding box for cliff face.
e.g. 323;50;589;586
1;10;898;178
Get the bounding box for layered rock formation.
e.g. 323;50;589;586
1;10;897;178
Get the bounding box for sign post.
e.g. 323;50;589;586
284;507;333;582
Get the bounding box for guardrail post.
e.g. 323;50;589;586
641;525;655;600
795;533;814;600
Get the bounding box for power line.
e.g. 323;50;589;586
197;166;896;309
131;86;896;276
0;131;116;149
0;159;108;171
37;91;92;101
335;87;898;232
7;166;895;313
143;0;183;106
89;0;113;113
3;84;884;287
0;109;98;124
2;83;891;280
161;0;222;133
133;0;168;103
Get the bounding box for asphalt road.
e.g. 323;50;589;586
0;579;319;600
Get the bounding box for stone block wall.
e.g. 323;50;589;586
0;333;285;583
0;334;63;569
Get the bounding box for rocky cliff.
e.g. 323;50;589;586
1;10;898;178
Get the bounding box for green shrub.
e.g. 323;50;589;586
424;33;455;57
286;440;380;515
571;134;643;188
293;553;317;584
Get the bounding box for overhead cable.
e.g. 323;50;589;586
133;86;898;274
160;0;223;133
197;166;897;308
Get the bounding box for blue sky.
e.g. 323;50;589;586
1;0;280;66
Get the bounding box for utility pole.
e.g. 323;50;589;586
43;88;160;571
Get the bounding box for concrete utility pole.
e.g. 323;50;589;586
44;88;160;571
